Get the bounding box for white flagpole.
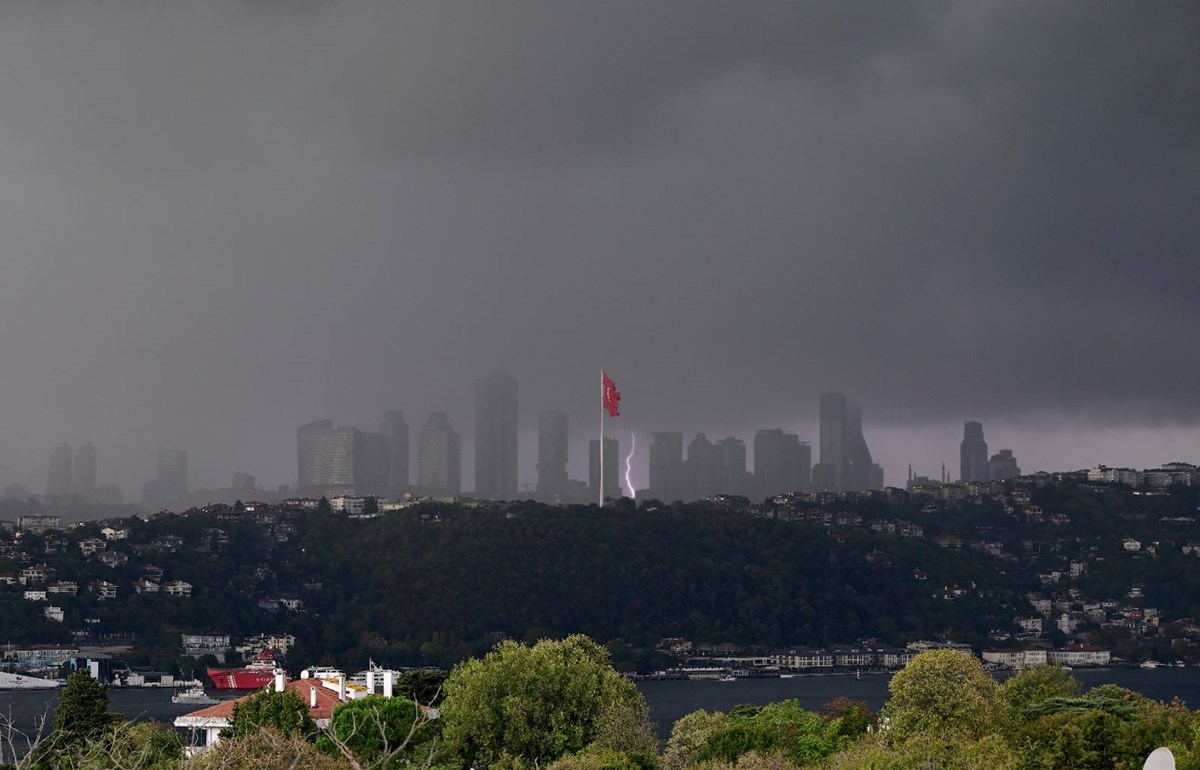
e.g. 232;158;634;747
599;370;605;508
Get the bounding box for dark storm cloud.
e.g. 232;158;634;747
0;1;1196;494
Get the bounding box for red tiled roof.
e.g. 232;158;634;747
176;680;346;725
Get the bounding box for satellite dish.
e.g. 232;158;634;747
1144;747;1175;770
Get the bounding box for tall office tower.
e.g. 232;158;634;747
683;433;718;501
536;410;569;500
232;472;256;490
45;443;73;497
754;429;809;498
71;442;97;497
353;431;392;495
296;420;356;495
819;393;848;490
379;411;410;493
297;419;334;491
989;449;1021;481
475;370;518;500
843;403;876;492
960;421;990;483
648;432;684;502
418;412;461;497
811;463;837;491
158;450;188;499
714;437;750;496
819;393;878;492
589;437;620;502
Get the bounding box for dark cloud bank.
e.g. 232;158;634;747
0;1;1196;495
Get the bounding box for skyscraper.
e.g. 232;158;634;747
475;370;518;500
819;393;848;490
714;437;750;496
818;393;878;492
683;433;718;500
379;411;410;494
537;410;569;500
754;429;810;497
648;432;684;503
71;442;97;497
353;430;391;495
45;443;73;497
960;421;990;483
989;449;1021;480
296;420;355;495
418;412;461;497
589;437;620;502
157;450;188;499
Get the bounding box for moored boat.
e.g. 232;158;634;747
206;648;285;690
172;686;218;705
0;671;60;690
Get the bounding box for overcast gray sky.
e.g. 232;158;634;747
1;1;1197;498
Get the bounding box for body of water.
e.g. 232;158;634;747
2;668;1200;748
636;667;1200;736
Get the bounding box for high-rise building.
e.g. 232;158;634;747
232;472;256;490
379;411;410;494
157;450;188;499
144;449;188;509
754;429;810;497
45;443;73;497
683;433;718;500
71;442;97;497
589;437;620;502
989;449;1021;480
475;370;518;500
536;410;569;500
296;420;355;495
819;393;878;492
648;432;684;503
418;412;461;497
353;431;391;495
714;437;751;497
960;421;990;483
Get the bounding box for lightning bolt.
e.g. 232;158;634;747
624;431;636;500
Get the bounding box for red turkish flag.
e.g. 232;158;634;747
602;371;621;417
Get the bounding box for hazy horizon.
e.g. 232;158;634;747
1;2;1196;500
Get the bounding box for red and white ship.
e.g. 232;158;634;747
206;648;286;690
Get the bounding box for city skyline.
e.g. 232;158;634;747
0;4;1195;500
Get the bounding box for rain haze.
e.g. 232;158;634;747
1;1;1197;503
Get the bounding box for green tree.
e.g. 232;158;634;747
698;701;846;767
37;670;118;766
225;689;319;741
881;650;1007;746
319;696;440;770
1000;663;1081;714
439;635;649;770
663;710;729;770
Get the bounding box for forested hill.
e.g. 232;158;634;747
0;501;1041;669
274;504;1030;666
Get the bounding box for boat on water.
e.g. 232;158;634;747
0;671;61;690
171;686;218;705
717;676;737;682
206;648;285;690
1140;660;1160;670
